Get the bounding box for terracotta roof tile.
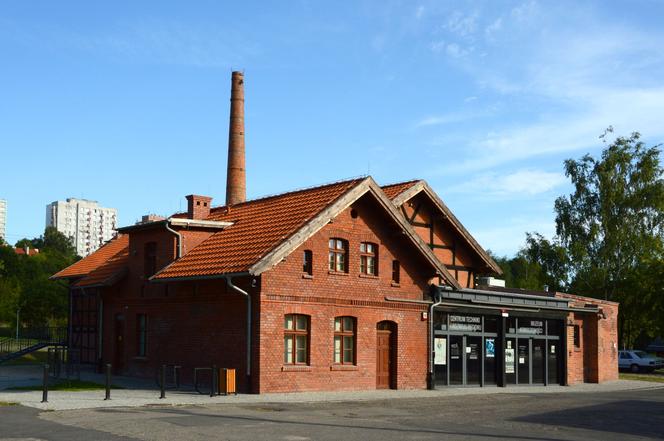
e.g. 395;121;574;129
51;235;128;280
381;180;420;199
73;244;129;287
153;178;364;279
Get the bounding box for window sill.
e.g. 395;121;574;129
302;274;313;279
328;271;349;276
358;274;378;279
390;282;401;287
330;365;358;371
281;365;312;372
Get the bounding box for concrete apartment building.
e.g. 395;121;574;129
53;72;618;393
0;199;6;242
46;198;118;257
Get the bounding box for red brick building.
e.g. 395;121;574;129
52;72;618;393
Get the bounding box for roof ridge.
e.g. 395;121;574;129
381;178;421;188
207;176;368;213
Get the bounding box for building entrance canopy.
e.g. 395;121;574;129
429;286;601;388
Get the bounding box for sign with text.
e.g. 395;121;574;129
449;315;482;332
517;320;544;335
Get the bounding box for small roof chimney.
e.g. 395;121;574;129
186;195;213;220
226;71;246;206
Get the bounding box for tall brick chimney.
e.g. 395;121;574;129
226;71;246;206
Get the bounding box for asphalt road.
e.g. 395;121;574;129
2;388;663;440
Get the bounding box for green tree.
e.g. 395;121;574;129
555;128;664;301
0;228;77;328
522;129;664;347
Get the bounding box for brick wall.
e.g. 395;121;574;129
557;293;619;385
100;276;257;391
258;196;435;393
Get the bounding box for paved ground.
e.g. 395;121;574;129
1;387;663;440
0;379;660;411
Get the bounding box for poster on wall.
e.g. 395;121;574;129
485;339;495;358
434;337;447;365
451;342;460;360
505;348;515;373
469;344;478;360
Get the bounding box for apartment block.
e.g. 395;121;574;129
46;198;117;256
0;199;6;242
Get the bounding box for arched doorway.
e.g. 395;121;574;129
376;321;397;389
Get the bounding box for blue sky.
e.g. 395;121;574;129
1;0;663;256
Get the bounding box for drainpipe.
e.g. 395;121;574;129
428;288;444;389
164;221;182;258
225;276;252;387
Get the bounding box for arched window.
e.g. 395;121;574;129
328;238;348;272
284;314;309;365
360;242;378;275
334;316;356;365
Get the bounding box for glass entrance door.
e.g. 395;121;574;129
548;340;560;384
532;339;545;384
506;338;517;384
484;337;497;385
449;336;463;385
466;336;481;386
517;340;530;384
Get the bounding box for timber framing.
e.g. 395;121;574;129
390;180;503;275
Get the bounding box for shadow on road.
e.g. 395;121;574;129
512;399;664;439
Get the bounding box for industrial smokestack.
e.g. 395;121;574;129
226;71;246;206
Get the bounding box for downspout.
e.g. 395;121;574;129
164;221;182;258
225;276;252;386
428;288;444;389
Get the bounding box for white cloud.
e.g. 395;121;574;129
447;169;566;197
415;5;425;19
429;40;471;58
443;11;479;37
510;0;539;24
415;109;489;128
484;18;503;39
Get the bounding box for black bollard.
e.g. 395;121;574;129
160;365;166;399
210;365;217;397
41;363;49;403
104;364;111;400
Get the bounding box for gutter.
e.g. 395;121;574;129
164;221;182;258
225;276;252;383
428;290;443;389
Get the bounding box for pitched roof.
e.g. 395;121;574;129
152;177;459;287
153;179;364;279
72;244;129;288
381;180;420;199
387;180;502;275
51;235;128;280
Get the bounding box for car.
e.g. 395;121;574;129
618;350;664;373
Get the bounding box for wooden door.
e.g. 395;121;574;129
113;314;124;373
376;330;392;389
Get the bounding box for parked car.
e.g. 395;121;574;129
618;350;664;373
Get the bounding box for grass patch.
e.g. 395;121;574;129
8;379;124;392
620;373;664;383
0;401;17;406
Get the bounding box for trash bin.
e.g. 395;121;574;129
219;368;236;395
